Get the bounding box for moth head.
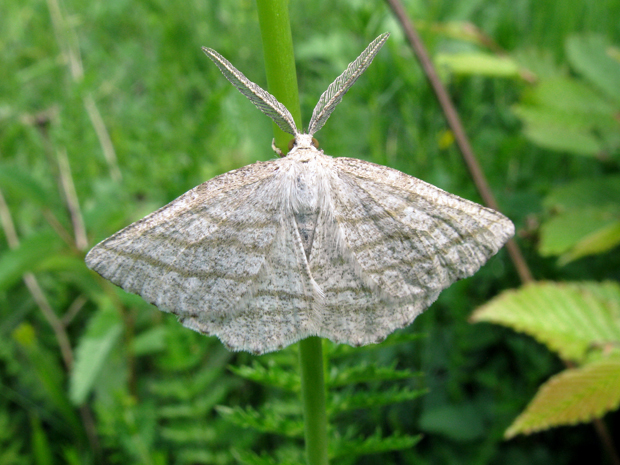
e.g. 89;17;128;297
289;134;320;152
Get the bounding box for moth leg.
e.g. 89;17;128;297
271;138;284;157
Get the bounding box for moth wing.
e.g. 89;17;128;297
308;204;405;347
309;157;514;344
86;161;318;354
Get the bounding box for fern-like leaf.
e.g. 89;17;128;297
229;361;300;392
329;386;427;414
216;405;304;438
157;383;229;419
470;281;620;362
328;363;419;387
178;449;234;465
233;449;301;465
160;424;218;444
505;355;620;438
150;369;229;402
330;429;422;459
325;332;425;359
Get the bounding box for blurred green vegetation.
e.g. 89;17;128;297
1;0;619;464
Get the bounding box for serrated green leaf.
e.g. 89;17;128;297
512;48;563;80
539;176;620;261
566;34;620;103
328;363;418;387
0;230;65;291
329;386;427;414
586;281;620;303
505;356;620;438
471;281;620;362
330;429;422;459
216;405;304;438
435;52;520;77
70;308;123;404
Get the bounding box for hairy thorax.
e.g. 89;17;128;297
287;147;326;259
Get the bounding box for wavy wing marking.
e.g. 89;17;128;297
313;157;515;341
308;205;408;347
86;160;318;354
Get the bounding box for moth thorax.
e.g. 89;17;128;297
293;168;319;212
293;167;320;259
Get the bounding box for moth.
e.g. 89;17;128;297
86;33;514;354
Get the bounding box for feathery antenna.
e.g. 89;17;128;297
203;47;299;136
307;33;390;136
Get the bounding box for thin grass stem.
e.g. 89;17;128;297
256;0;302;154
254;3;330;463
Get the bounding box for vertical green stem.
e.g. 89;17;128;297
254;3;329;463
256;0;302;154
299;337;329;465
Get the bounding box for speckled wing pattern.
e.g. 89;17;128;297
305;155;514;348
86;160;320;353
86;149;514;354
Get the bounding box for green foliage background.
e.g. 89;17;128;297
1;0;619;464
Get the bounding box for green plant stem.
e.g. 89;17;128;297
256;0;302;154
254;4;330;464
299;337;329;465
